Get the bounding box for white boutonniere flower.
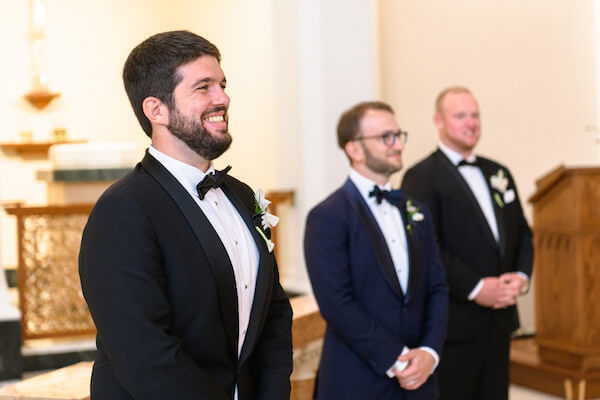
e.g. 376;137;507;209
254;189;279;253
503;189;515;204
490;169;509;193
489;169;515;208
405;200;424;234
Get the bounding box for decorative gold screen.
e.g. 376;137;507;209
5;204;96;341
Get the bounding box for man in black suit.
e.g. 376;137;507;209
79;30;292;400
401;87;533;400
305;101;448;399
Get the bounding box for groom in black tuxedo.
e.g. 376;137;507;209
401;87;533;400
79;31;292;400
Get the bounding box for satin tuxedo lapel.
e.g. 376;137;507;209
392;193;420;304
478;161;507;257
434;150;500;251
140;152;239;359
342;179;405;299
219;181;274;365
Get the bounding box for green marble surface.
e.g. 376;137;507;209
37;168;133;182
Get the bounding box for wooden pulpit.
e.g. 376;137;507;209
511;166;600;399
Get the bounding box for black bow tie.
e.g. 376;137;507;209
457;158;480;168
368;186;402;205
196;166;232;200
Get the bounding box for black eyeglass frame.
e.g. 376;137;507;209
353;130;408;147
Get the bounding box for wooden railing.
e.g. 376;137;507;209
264;190;294;262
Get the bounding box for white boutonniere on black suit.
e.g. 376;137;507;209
490;169;515;208
253;189;279;252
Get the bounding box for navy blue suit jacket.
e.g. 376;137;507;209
304;179;449;400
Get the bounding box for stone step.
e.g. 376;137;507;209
0;330;96;381
22;337;96;373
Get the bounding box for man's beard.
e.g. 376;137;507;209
167;106;232;161
360;142;402;176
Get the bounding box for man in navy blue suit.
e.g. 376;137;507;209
304;101;449;399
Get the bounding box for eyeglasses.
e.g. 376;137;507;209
353;130;408;147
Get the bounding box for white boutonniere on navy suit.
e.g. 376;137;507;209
405;200;424;235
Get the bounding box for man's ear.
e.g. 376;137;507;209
345;140;363;164
142;96;169;127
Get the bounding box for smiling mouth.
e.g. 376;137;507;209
204;115;225;123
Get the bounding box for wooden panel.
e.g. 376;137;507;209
533;178;576;229
535;232;582;347
532;169;600;230
0;140;86;157
511;339;600;399
584;235;600;347
581;175;600;226
265;190;294;263
530;167;600;373
290;294;325;348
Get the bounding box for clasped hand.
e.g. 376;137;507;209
393;349;434;391
474;272;527;309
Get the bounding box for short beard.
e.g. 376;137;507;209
361;142;401;176
167;106;232;161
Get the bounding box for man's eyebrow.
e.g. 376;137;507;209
190;77;212;88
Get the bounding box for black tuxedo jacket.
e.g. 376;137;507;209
79;152;292;400
401;149;533;342
304;179;448;400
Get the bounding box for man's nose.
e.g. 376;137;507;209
213;86;230;108
392;135;404;150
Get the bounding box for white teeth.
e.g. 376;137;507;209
205;115;224;123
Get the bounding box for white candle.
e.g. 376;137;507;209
30;0;47;37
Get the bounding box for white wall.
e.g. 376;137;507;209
274;0;380;292
379;0;599;332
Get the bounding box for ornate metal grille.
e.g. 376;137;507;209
5;204;96;341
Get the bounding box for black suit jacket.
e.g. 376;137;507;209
401;149;533;342
79;152;292;400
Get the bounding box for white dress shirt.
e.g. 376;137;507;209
348;169;439;377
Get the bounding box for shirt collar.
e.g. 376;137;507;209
438;141;476;166
349;168;392;205
148;145;215;197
